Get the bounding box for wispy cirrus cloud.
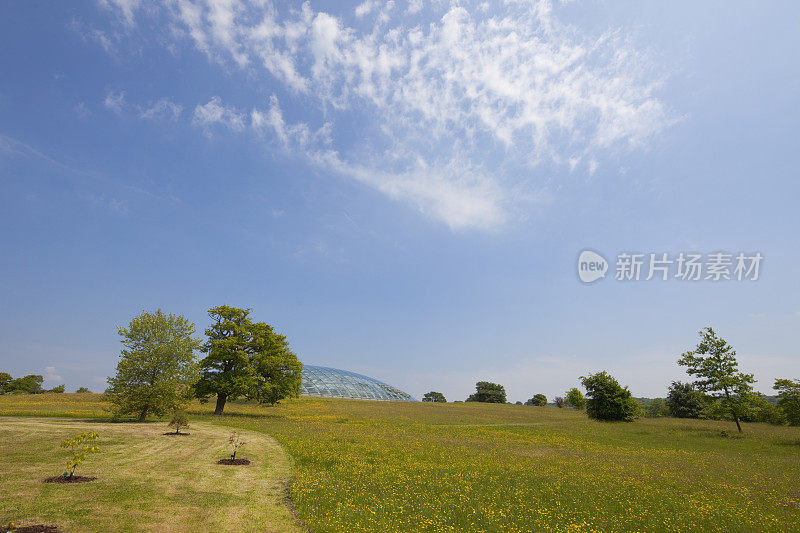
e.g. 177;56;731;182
97;0;675;230
192;96;246;131
139;98;183;120
103;90;126;113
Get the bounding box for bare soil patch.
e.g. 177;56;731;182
217;458;251;465
43;475;96;484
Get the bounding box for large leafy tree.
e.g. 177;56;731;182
466;381;506;403
666;381;707;419
678;327;755;433
195;306;302;415
106;310;200;421
774;378;800;426
581;371;640;422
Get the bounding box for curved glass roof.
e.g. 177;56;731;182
300;365;416;401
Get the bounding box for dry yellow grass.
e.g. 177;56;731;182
0;418;303;532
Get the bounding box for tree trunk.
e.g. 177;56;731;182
214;394;227;415
723;387;743;433
138;406;148;422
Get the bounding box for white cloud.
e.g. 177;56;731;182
103;90;126;113
406;0;423;15
44;366;63;383
192;96;245;131
98;0;141;26
98;0;674;229
139;98;183;120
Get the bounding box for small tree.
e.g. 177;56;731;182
168;410;190;434
76;387;91;393
678;327;755;433
466;382;506;403
554;396;565;408
666;381;706;418
774;379;800;426
48;384;66;393
60;432;100;479
565;387;586;410
525;394;547;406
106;310;201;421
581;371;639;422
229;431;246;460
422;391;447;402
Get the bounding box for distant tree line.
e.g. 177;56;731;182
0;373;66;395
442;327;800;432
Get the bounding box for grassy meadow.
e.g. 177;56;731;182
2;393;800;532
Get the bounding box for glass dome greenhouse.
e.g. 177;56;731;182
300;365;416;401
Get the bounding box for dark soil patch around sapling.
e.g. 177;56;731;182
162;432;191;436
216;458;251;465
43;475;96;484
14;525;62;533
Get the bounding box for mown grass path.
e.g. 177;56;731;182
0;417;302;532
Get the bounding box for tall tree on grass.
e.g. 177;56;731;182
678;327;755;433
107;310;200;421
195;306;302;415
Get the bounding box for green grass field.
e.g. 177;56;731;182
2;393;800;532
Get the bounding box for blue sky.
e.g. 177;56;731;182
1;0;798;402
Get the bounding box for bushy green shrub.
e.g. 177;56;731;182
565;388;586;410
774;379;800;426
581;372;640;422
666;381;707;418
525;394;547;406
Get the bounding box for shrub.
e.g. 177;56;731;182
525;394;547;406
76;387;91;393
60;432;100;479
48;384;66;393
422;391;447;403
774;378;800;426
581;371;640;422
666;381;706;418
554;396;565;408
565;388;586;410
